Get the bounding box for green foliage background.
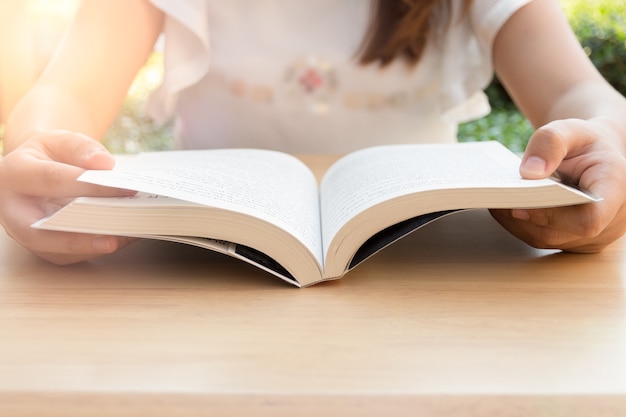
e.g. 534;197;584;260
559;0;625;95
1;0;622;154
459;0;626;151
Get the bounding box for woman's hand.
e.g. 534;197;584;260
0;130;136;264
491;117;626;253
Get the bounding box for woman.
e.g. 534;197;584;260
1;0;625;264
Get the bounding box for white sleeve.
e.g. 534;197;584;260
146;0;211;123
437;0;533;122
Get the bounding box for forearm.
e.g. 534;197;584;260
540;80;626;147
3;0;164;155
3;84;112;155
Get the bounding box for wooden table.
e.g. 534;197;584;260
1;155;625;416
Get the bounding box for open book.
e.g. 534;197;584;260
34;141;596;287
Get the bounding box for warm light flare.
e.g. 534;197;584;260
25;0;79;20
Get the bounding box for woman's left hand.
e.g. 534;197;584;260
490;116;626;253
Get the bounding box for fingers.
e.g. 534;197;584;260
37;130;116;170
6;152;129;198
34;234;138;265
491;207;622;253
491;204;596;245
1;195;136;264
520;118;592;180
501;118;626;252
2;131;134;198
491;148;625;252
491;208;579;249
0;130;138;265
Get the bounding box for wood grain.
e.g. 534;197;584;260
0;155;625;416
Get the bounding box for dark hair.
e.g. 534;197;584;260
358;0;473;66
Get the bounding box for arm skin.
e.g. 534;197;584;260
0;0;164;264
489;0;626;252
1;0;624;264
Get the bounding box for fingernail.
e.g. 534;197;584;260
522;156;547;177
512;209;530;221
86;147;105;156
120;188;138;196
85;148;112;161
92;236;114;252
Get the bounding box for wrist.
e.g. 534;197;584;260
589;116;626;154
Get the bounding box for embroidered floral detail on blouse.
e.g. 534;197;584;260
283;56;337;113
208;55;440;114
298;68;324;93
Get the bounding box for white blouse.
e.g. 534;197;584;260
147;0;532;153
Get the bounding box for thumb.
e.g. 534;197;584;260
520;119;591;180
40;130;116;170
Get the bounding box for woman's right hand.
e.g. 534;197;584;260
0;130;136;264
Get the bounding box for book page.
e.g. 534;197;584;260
319;141;551;257
79;149;323;264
